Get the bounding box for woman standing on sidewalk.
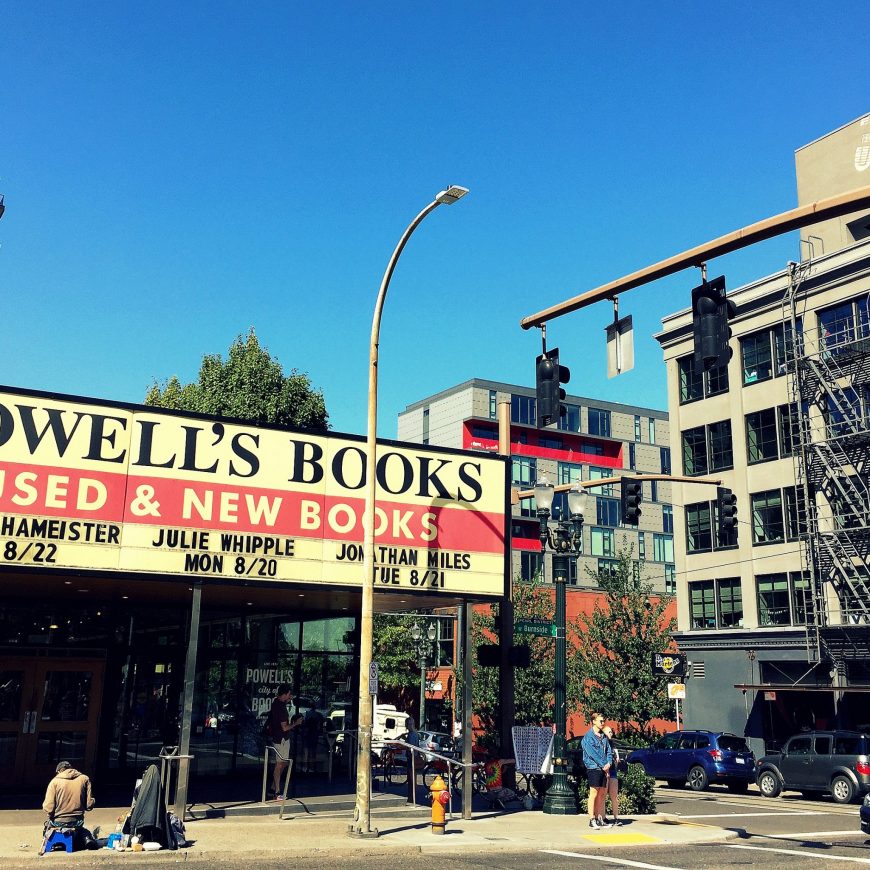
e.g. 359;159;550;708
603;726;622;826
581;713;612;830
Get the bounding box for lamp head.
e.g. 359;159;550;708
566;484;587;519
427;623;437;641
411;622;422;642
435;185;469;205
534;475;555;515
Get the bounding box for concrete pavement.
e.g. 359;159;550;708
0;801;737;864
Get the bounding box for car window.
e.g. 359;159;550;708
815;736;832;754
678;735;696;749
787;736;812;755
695;734;710;749
657;734;680;750
834;735;862;755
717;735;749;752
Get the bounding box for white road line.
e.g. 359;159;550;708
726;843;870;864
679;811;827;818
541;851;688;870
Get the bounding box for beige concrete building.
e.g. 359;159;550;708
657;113;870;752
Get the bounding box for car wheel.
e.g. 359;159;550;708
728;781;749;793
666;779;684;789
758;770;781;798
687;765;709;791
831;775;856;804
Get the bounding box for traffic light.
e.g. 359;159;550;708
691;275;736;370
621;478;642;525
717;486;738;544
535;347;570;428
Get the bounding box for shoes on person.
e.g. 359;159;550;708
588;817;601;830
611;818;623;826
597;815;612;828
272;794;284;801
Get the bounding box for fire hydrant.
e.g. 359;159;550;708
429;774;450;835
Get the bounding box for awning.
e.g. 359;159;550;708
734;683;870;693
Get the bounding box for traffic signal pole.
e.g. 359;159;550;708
519;185;870;328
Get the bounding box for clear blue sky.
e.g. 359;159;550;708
1;3;865;436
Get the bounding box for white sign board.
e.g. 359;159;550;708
668;682;686;700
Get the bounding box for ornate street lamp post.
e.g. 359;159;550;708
410;621;437;729
535;476;586;815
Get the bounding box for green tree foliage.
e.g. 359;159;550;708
471;578;555;751
372;614;425;700
145;327;328;431
567;548;676;738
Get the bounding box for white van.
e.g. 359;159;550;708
371;704;410;756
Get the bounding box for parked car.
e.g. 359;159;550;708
756;730;870;803
566;735;635;781
627;730;755;792
417;730;457;763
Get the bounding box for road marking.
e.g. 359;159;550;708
679;811;827;818
726;843;870;863
542;850;687;870
761;829;870;840
581;832;663;845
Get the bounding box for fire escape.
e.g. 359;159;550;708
784;260;870;665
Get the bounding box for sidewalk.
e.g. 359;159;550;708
0;802;737;863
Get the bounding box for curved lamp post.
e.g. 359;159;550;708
535;476;586;815
349;185;469;839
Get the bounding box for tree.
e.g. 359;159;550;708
145;327;328;431
567;547;676;738
471;578;555;751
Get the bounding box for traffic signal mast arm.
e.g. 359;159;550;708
519;184;870;328
512;473;722;504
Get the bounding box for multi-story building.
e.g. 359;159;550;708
398;379;672;593
656;113;870;751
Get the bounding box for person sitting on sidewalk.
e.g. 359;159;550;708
483;755;520;810
41;761;96;851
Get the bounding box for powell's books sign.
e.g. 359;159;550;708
0;386;507;596
651;652;686;677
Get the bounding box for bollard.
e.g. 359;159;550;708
429;774;450;835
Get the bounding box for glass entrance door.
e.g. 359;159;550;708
0;658;104;787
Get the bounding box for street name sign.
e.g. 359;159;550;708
515;619;556;637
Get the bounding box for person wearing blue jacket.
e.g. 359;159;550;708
581;713;613;830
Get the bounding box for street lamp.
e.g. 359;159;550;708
410;621;437;729
349;185;469;839
535;476;586;815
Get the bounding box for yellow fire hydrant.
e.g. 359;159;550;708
429;774;450;835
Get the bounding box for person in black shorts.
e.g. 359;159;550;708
581;712;613;830
603;725;622;826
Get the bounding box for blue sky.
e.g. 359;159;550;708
1;3;865;437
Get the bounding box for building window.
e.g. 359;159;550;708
652;533;674;563
488;390;497;419
589;527;615;557
520;552;542;582
437;618;455;666
557;462;582;485
757;572;811;626
598;558;620;579
662;504;673;534
511;394;536;426
751;489;785;544
511;456;536;487
742;320;803;385
539;434;563;450
660;447;671;475
690;580;716;629
649;480;658;503
628;442;636;470
709;420;733;471
422;407;429;444
596;497;620;527
690;578;742;629
558;403;580;432
648;417;656;444
718;578;744;627
588;408;611;438
778;402;800;457
818;297;870;355
682;426;708;476
589;467;615;497
746;408;778;463
664;564;676;595
685;502;712;553
634;415;642;442
678;354;729;403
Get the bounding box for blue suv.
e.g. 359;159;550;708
627;730;755;792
